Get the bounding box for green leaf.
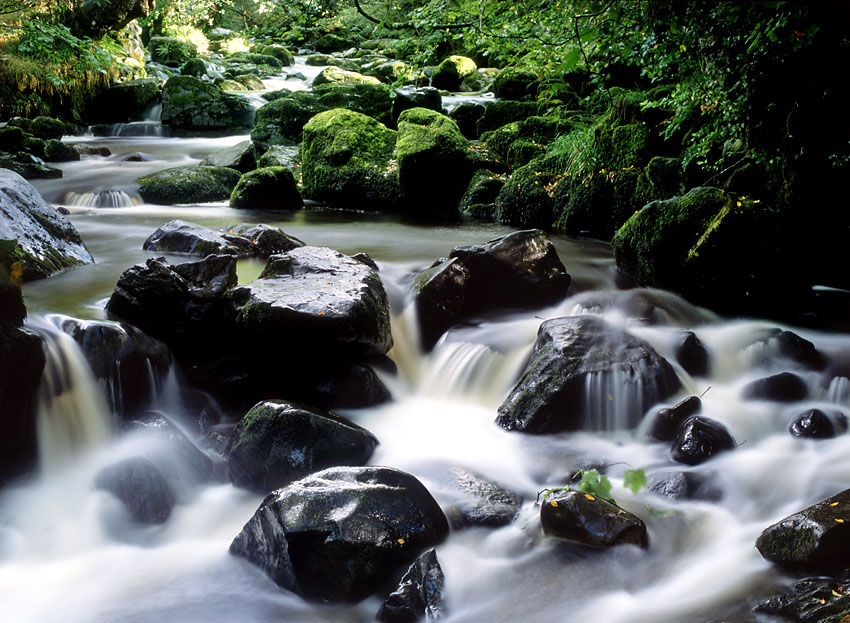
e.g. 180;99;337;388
576;469;614;501
623;468;646;494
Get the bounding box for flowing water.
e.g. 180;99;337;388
2;58;849;623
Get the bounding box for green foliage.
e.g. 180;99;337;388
540;467;647;507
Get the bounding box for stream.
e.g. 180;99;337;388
2;57;849;623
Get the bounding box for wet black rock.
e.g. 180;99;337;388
217;223;305;257
670;416;735;465
58;316;171;418
413;230;570;351
677;331;710;376
437;467;523;529
789;409;844;439
497;316;681;433
648;396;702;442
143;219;255;257
0;169;94;279
742;372;808;402
750;328;825;371
229;466;449;602
378;548;445;622
94;457;175;524
540;489;648;548
755;572;850;622
756;488;850;570
647;470;722;501
227;400;379;494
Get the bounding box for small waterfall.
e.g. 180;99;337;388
63;188;142;208
28;319;114;474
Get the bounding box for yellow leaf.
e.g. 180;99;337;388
550;500;558;507
680;44;687;52
836;518;845;523
397;538;405;545
831;502;839;506
584;494;595;501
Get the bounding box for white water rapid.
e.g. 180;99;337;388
1;55;849;623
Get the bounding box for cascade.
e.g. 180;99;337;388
63;188;142;208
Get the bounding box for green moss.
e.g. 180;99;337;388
0;127;24;152
312;67;382;87
301;108;399;210
136;165;243;205
161;75;253;129
21;137;46;159
30;116;65;140
254;44;295;66
552;169;639;239
43;139;79;162
252;92;330;147
477;101;543;135
230;167;303;210
634;156;683;207
180;57;208;77
313;83;393;127
226;52;283;69
431;55;477;91
496;155;561;228
493;67;539;100
149;36;198;67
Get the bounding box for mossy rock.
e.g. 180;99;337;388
552;169;639;239
495;155;561;229
30;116;66;141
161;75;254;129
301;108;399;210
180;57;208;78
252;92;330;147
431;55;477;91
230;167;303;210
312;67;382;87
459;170;504;215
597;122;651;170
448;102;486;140
396;108;473;216
477;101;542;135
493;68;539;100
21;137;46;159
634;156;684;207
484;116;562;164
226;52;283;69
136;165;242;205
253;44;295;66
258;144;299;170
313;83;393;128
44;139;80;163
306;54;338;66
363;60;420;85
459;68;498;92
233;73;265;90
0;127;24;152
313;33;353;53
149;36;198;67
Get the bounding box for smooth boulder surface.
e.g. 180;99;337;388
199;140;257;173
229;166;303;210
0;169;94;279
227;246;392;360
413;229;570;350
218;223;305;257
227;400;379;494
647;471;721;502
229;466;450;602
144;219;255;257
136;165;242;204
541;489;648;548
789;409;844;439
377;548;445;622
58;316;171;418
648;396;702;442
677;331;710;376
94;457;175;524
741;372;809;402
670;416;736;465
497;316;681;433
756;488;850;570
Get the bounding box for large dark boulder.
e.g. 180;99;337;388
94;457;175;524
136;165;242;204
541;489;648;548
396;107;473;215
251;91;329;146
676;331;710;377
392;87;442;124
789;409;845;439
312;83;394;129
126;412;214;485
229;167;303;210
229;466;450;602
86;78;159;124
161;75;253;129
143;219;255;257
227;400;379;494
57;316;171;418
0;169;94;279
218;223;305;257
377;549;445;623
647;395;702;442
756;488;850;570
430;55;477;92
670;416;735;465
227;246;392;360
756;572;850;622
497;316;681;433
300;108;400;211
199;140;257;173
413;229;570;350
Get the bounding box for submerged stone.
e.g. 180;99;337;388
741;372;809;402
94;457;175;524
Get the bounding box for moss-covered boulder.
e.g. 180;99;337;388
313;67;382;87
460;68;498;92
230;166;303;210
392;86;442;124
633;156;684;207
301;108;400;211
363;59;420;85
313;83;393;128
313;32;352;53
199;140;257;173
552;169;639;239
0;170;94;280
431;55;477;91
493;68;539;100
228;400;379;494
396;107;473;215
85;78;159;124
757;488;850;570
477;101;542;135
449;102;486;140
495;155;561;229
225;52;283;70
149;36;198;67
161;75;254;129
0;126;24;151
258;144;299;169
612;186;781;311
252;91;330;146
43;139;80;162
253;44;295;66
460;170;504;216
136;165;242;204
31;116;67;141
180;57;208;78
597;122;651;170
